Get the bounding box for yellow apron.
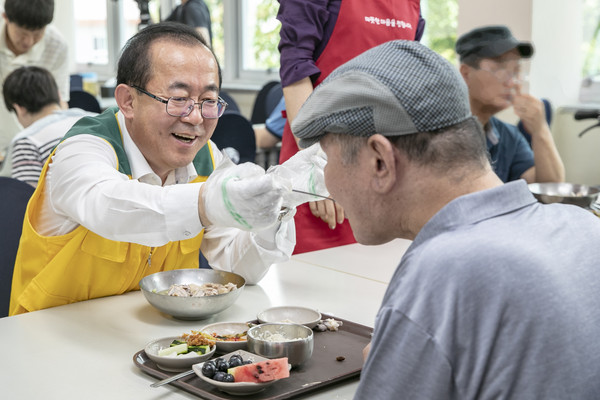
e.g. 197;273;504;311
9;108;215;315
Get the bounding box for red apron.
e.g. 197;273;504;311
280;0;421;254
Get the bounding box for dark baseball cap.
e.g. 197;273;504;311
455;25;534;61
292;40;473;148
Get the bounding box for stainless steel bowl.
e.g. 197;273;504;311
139;269;245;320
257;306;321;328
528;183;600;208
247;323;314;367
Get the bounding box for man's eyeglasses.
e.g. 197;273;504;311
477;60;524;84
131;85;227;118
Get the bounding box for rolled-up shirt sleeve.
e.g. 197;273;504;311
45;135;204;247
42;134;295;284
277;0;331;87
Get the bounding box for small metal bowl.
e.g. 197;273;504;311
200;321;249;352
528;182;600;208
247;323;314;367
257;306;321;328
139;269;245;320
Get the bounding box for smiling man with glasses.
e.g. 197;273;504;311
8;22;312;315
456;25;564;183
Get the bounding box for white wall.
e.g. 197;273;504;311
457;0;533;39
530;0;582;107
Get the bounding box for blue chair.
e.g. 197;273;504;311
0;177;35;317
219;90;241;115
211;112;257;164
251;81;282;125
70;74;84;92
517;98;552;147
264;83;283;121
68;90;102;113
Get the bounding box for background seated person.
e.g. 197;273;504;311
456;25;565;183
9;22;326;316
254;96;285;149
292;40;600;398
1;66;96;186
0;0;70;168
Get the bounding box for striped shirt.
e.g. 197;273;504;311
9;109;96;186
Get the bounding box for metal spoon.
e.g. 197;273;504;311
150;369;195;388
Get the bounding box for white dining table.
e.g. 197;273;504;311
0;239;411;400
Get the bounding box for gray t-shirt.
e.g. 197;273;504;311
355;180;600;399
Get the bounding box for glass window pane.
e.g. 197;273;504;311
74;1;108;65
241;0;280;72
420;0;459;64
205;0;225;68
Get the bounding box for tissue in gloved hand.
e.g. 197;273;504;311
203;153;287;231
267;143;329;208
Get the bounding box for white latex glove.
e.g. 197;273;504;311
203;153;287;231
267;143;329;209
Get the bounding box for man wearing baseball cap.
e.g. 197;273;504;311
292;40;600;399
456;25;564;183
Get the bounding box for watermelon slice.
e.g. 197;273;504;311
228;357;290;383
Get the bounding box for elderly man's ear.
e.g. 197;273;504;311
114;84;136;118
366;134;403;194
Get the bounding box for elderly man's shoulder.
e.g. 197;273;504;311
403;201;600;283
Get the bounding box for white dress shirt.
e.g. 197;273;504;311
35;111;295;284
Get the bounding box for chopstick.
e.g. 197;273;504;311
292;189;335;202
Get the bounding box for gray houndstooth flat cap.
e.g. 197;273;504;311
292;40;472;148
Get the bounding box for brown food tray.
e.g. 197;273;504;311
133;313;372;399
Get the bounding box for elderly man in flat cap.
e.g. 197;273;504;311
456;25;564;183
292;39;600;399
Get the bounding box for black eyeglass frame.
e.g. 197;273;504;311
131;85;228;119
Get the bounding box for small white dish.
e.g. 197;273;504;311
193;350;284;395
200;321;249;352
144;336;216;372
257;306;321;328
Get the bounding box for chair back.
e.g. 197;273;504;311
251;81;282;124
0;177;34;317
265;84;283;119
211;112;257;164
219;90;241;114
68;90;102;113
70;74;84;92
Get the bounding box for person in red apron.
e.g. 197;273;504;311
277;0;424;253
